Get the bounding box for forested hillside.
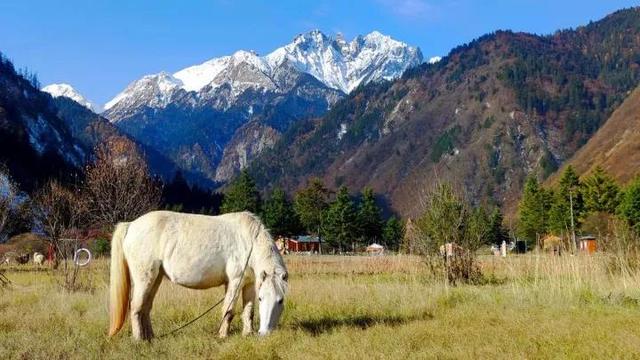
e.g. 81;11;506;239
550;84;640;185
0;53;84;191
249;7;640;217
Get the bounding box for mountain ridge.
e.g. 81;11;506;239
42;83;100;112
104;30;423;114
101;30;423;185
247;7;640;218
549;85;640;185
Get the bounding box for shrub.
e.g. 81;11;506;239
92;238;110;257
415;182;487;285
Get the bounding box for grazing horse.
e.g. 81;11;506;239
108;211;288;341
33;252;45;266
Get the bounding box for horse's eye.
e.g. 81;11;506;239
258;297;262;302
277;299;283;305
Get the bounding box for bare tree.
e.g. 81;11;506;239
33;180;84;289
83;137;161;227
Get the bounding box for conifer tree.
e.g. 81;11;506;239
324;186;357;252
488;207;509;245
382;217;404;251
548;166;584;234
467;206;492;250
518;176;551;243
356;187;383;245
220;170;261;214
262;187;299;237
582;166;620;214
293;178;329;235
618;176;640;233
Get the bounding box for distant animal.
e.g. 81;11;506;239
108;211;288;341
33;252;45;265
15;253;29;265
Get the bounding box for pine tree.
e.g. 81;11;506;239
559;165;584;219
262;187;300;237
467;206;492;250
382;217;404;251
293;178;329;235
487;207;509;245
517;176;551;244
548;189;570;234
548;166;584;234
220;170;261;214
356;187;383;245
618;176;640;233
582;166;620;214
324;186;357;252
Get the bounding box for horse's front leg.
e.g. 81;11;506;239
241;283;255;336
218;279;240;338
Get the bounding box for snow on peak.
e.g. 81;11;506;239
173;50;269;93
265;30;423;92
42;83;99;111
104;30;423;112
103;72;182;113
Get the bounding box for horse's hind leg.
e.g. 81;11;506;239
130;262;162;341
241;283;255;336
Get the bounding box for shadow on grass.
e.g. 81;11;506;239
291;310;434;336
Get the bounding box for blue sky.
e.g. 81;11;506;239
0;0;637;105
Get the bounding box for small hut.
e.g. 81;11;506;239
579;236;597;254
287;235;320;253
366;243;385;255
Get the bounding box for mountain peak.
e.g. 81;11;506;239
293;29;329;45
363;30;387;41
105;29;422;112
42;83;99;111
267;30;423;92
103;72;182;113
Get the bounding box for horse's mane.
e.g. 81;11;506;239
239;212;288;290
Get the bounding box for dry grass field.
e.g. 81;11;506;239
2;254;640;359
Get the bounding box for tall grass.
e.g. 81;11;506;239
1;254;640;359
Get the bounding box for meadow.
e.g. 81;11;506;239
2;254;640;359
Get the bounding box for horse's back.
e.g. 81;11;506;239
123;211;254;289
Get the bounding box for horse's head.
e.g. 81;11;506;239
257;269;288;336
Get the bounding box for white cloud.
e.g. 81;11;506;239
428;56;442;64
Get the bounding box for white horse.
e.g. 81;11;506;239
108;211;288;341
33;252;45;266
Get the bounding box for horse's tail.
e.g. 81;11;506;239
108;222;131;337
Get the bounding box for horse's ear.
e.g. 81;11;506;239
261;270;267;282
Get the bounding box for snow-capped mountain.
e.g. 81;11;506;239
265;30;423;93
104;30;422;117
42;83;100;112
102;30;422;186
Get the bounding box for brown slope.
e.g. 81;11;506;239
249;8;640;218
551;85;640;184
